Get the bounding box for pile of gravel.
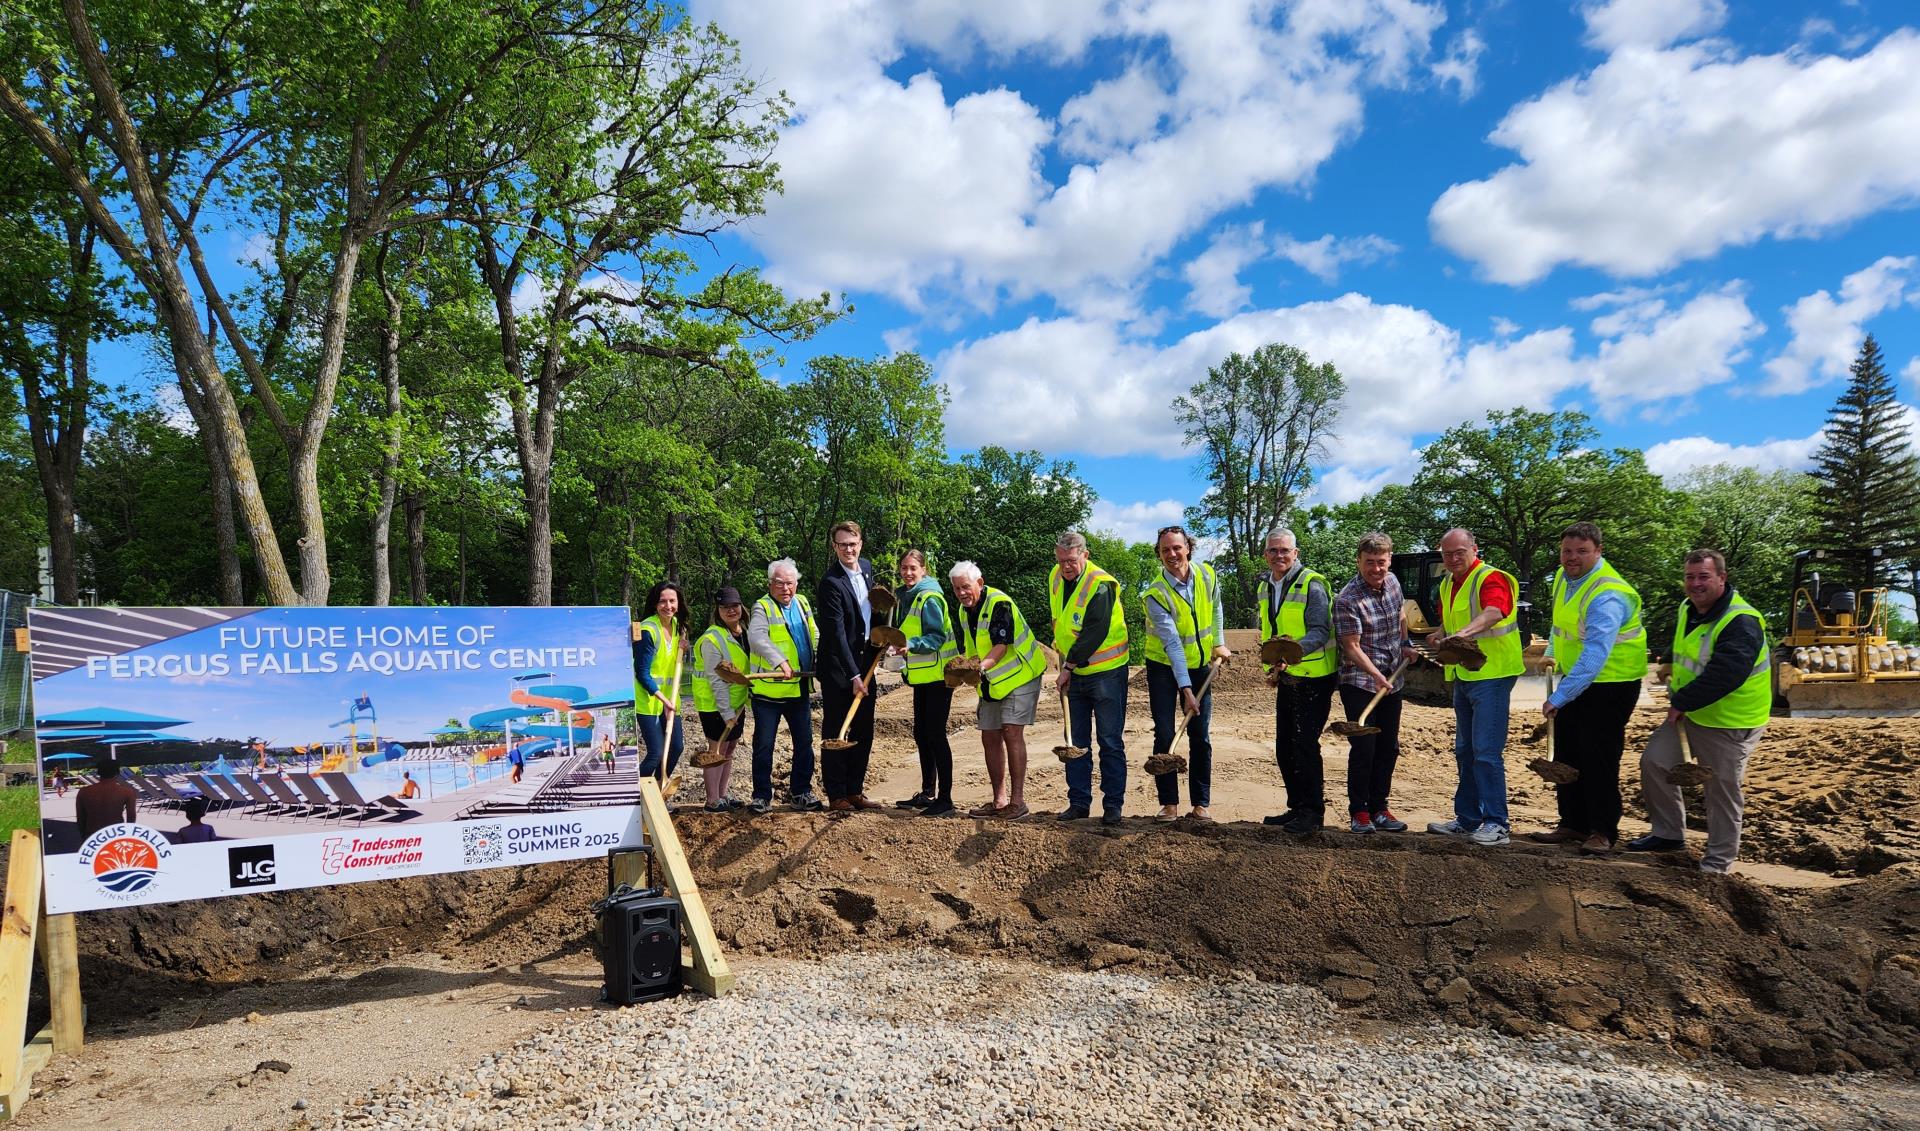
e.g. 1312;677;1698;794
309;951;1906;1130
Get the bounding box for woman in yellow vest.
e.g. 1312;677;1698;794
1143;525;1229;822
950;559;1048;819
692;586;751;812
1628;549;1770;873
632;580;688;783
895;549;961;816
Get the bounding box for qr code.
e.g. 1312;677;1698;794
462;823;504;866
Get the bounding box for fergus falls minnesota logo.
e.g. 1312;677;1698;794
76;823;174;899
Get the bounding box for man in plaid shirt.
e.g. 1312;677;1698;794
1333;531;1420;834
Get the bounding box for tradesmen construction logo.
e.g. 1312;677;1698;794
76;823;173;901
320;833;426;876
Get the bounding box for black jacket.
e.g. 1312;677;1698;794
816;557;878;690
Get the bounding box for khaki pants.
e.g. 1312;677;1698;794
1640;719;1765;873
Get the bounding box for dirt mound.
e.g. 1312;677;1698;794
47;817;1920;1078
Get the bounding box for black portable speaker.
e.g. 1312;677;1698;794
598;886;683;1005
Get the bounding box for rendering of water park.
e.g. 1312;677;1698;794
33;606;640;854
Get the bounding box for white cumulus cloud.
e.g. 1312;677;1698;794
1761;256;1919;395
1430;31;1920;285
1273;232;1399;283
706;0;1457;313
1579;0;1726;51
1642;432;1819;478
1088;497;1188;546
1183;223;1267;318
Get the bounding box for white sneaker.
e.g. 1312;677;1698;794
1426;818;1470;836
1470;822;1509;846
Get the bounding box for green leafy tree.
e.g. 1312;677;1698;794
1081;531;1156;662
1674;464;1817;626
1174;343;1344;628
934;448;1094;626
1406;409;1691;641
1809;334;1920;593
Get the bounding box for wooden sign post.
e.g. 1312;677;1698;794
0;830;84;1121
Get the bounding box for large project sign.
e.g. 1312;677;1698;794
31;605;642;914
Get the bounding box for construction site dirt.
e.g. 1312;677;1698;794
17;665;1920;1127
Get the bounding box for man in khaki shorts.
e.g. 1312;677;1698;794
949;560;1048;819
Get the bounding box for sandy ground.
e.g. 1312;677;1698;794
14;656;1920;1128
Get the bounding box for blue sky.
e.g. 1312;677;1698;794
101;1;1920;551
33;607;632;744
676;0;1920;542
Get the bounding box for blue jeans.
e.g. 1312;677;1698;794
1451;676;1516;829
1063;666;1128;815
751;694;815;802
636;710;683;778
1147;660;1211;807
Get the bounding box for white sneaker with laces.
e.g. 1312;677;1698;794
1470;821;1509;846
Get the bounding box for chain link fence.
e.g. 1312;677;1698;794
0;589;50;737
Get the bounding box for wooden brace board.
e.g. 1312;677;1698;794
633;779;735;997
0;829;84;1122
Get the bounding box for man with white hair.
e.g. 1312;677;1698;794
951;560;1048;819
746;557;824;814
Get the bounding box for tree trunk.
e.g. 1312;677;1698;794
369;260;403;606
203;424;244;606
405;488;428;605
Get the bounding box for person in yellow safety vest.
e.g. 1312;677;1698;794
1531;521;1649;855
632;580;688;783
692;586;752;812
893;548;960;817
745;558;824;814
1628;549;1771;873
1257;527;1337;836
1049;531;1131;826
1423;528;1525;846
1143;524;1232;823
950;559;1048;820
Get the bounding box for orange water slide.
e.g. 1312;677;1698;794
509;686;591;725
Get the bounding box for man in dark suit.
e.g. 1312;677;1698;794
817;519;881;810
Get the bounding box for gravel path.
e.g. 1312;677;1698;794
307;952;1911;1130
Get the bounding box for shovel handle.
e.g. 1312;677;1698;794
1169;654;1227;749
830;651;886;744
1544;667;1556;759
1354;656;1412;727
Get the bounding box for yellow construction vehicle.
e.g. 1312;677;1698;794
1775;547;1920;717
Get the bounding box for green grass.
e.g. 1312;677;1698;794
0;783;39;837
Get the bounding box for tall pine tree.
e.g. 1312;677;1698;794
1810;335;1920;591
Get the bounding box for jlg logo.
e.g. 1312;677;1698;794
228;844;278;888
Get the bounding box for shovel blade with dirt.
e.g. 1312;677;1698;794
868;625;909;649
1143;649;1228;775
1326;657;1410;737
943;656;983;688
867;585;899;616
690;745;729;768
1259;636;1305;667
1433;637;1487;671
1142;751;1187;776
1667;720;1715;786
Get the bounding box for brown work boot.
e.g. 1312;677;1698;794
1526;825;1581;844
829;797;855;812
849;794;883;810
1580;833;1614;855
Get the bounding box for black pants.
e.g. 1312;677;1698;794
1337;683;1402;815
820;676;877;801
911;680;955;802
1275;673;1337;815
1552;678;1640;840
1146;660;1212;807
